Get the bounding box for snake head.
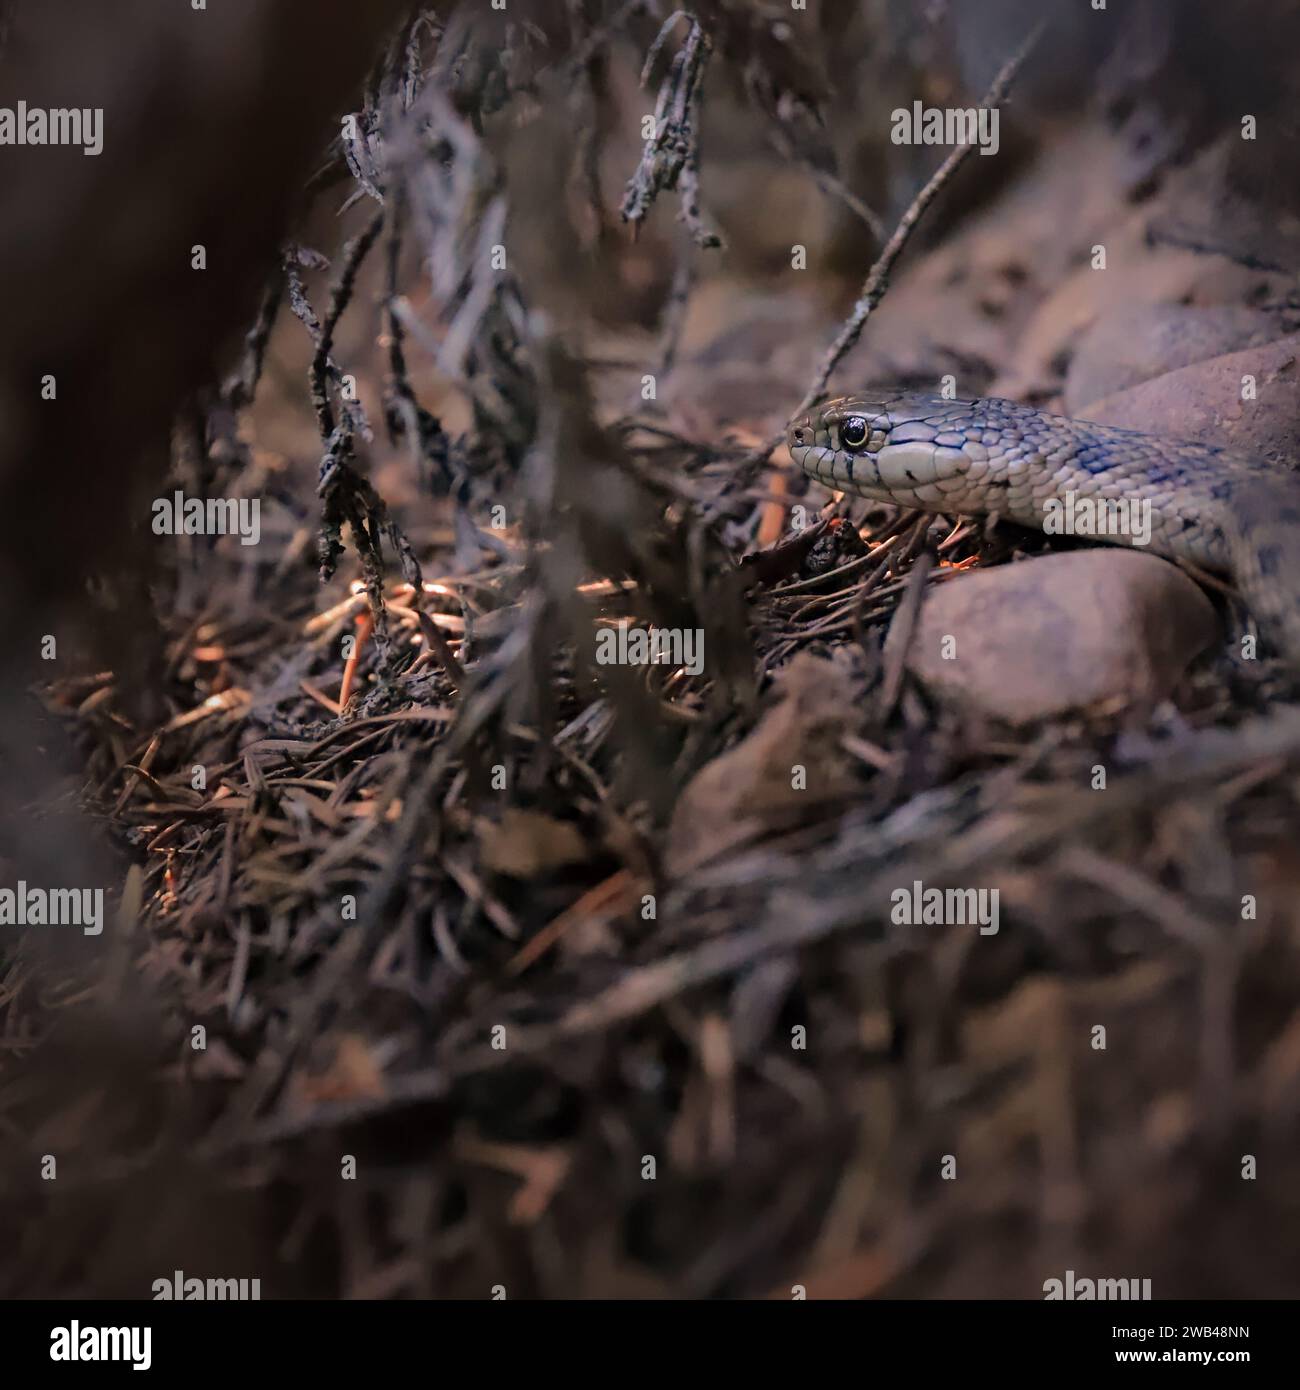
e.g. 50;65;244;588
787;397;895;464
787;393;976;504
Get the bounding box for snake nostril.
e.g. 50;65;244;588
793;428;805;445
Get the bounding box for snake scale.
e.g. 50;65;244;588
787;392;1300;666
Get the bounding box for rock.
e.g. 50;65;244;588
905;551;1218;723
478;809;591;879
665;653;860;877
665;288;824;437
989;235;1271;401
1064;304;1284;415
1148;136;1300;288
1077;333;1300;464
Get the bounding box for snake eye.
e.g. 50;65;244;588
839;416;868;451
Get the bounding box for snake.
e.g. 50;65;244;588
787;392;1300;666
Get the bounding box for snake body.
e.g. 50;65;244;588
787;392;1300;665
